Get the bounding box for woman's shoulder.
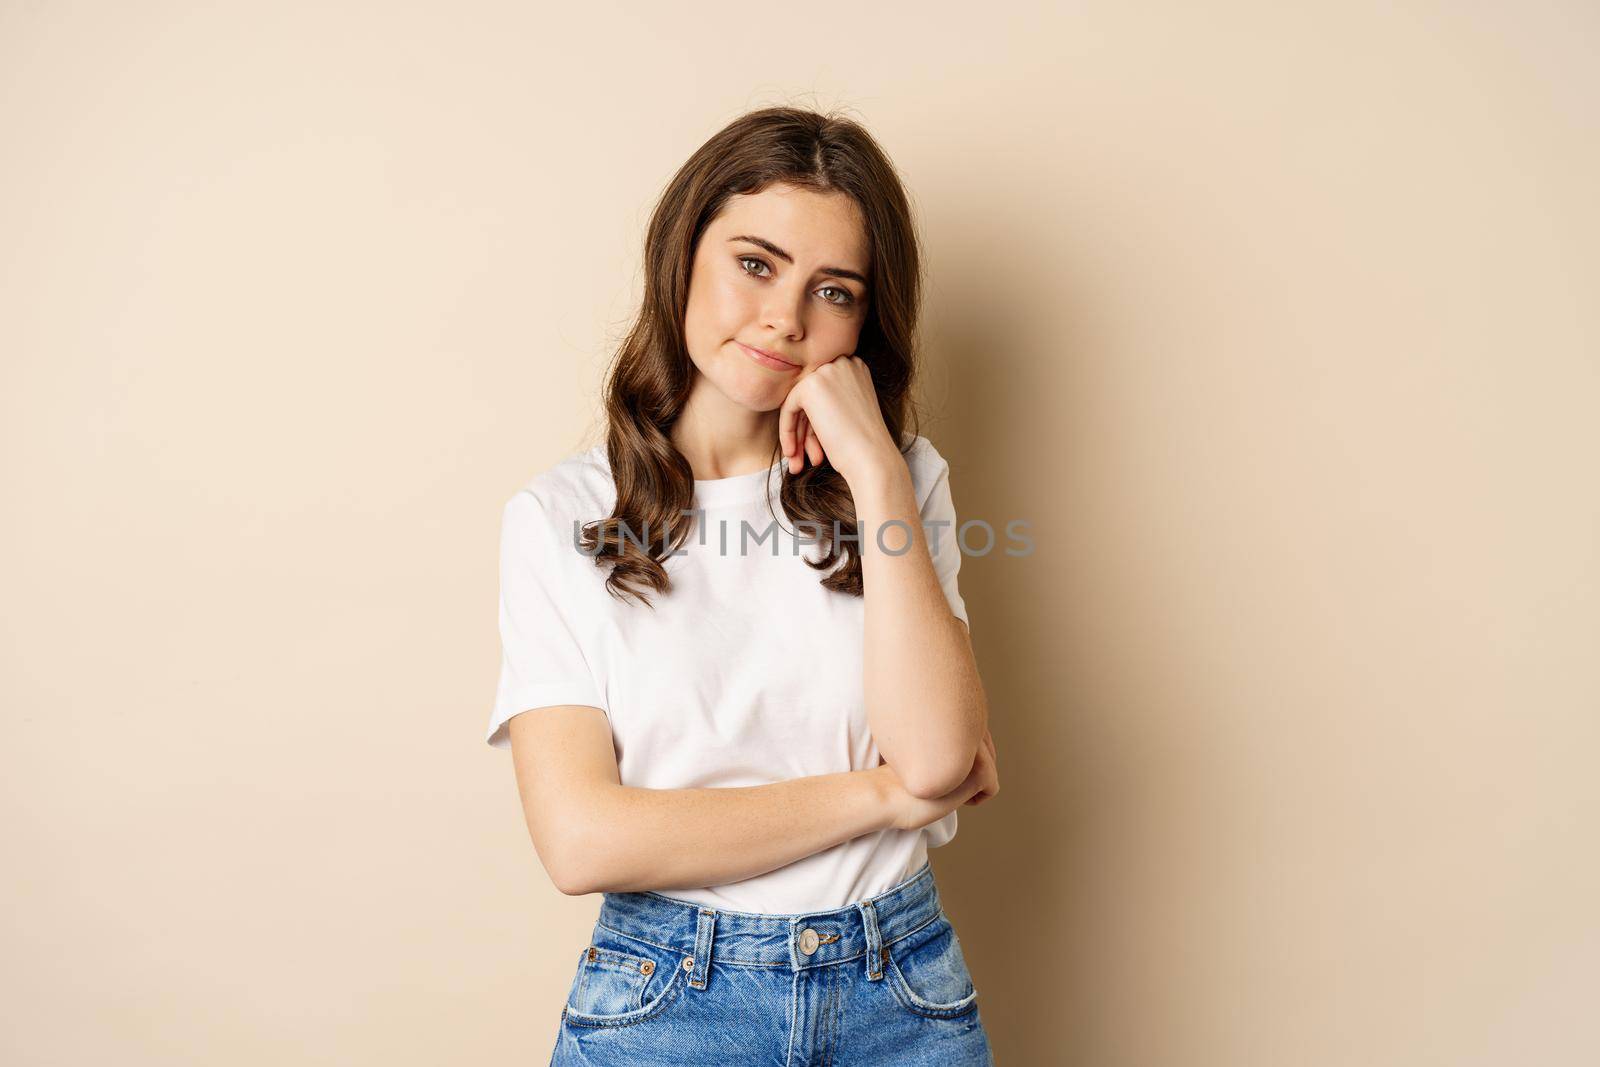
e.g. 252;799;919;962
898;430;950;466
897;431;956;500
504;441;614;527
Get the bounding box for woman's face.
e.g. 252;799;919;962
682;182;871;412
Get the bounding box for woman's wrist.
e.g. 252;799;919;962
842;450;912;507
864;763;900;831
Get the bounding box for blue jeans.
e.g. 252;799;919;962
549;860;994;1065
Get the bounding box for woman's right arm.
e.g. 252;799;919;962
506;704;983;896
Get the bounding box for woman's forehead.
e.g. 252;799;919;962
710;186;869;270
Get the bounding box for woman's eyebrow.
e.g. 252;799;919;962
727;234;868;285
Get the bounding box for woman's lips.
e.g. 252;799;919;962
737;341;800;372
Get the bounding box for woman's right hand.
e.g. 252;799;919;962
876;727;1000;832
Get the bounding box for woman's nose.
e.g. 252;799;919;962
761;286;805;339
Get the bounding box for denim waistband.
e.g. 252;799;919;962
595;861;943;982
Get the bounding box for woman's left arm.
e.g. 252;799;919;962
851;460;989;800
780;355;990;801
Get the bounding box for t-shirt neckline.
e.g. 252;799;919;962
591;445;780;508
692;460;782;508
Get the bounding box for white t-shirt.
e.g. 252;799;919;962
486;432;970;913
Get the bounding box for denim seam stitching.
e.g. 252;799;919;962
592;911;943;968
881;935;981;1019
884;955;981;1019
593;920;677;955
562;959;690;1030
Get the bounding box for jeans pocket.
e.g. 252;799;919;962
883;912;981;1019
562;926;690;1029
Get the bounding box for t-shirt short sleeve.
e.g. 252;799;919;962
916;441;971;630
486;489;607;749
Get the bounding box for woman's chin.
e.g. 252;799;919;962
711;367;790;411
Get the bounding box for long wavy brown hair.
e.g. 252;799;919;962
580;106;927;607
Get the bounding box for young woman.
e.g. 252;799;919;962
487;106;1000;1066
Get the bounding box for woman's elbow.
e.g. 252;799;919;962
546;839;606;896
530;813;606;896
553;870;594;897
901;760;971;801
900;736;984;799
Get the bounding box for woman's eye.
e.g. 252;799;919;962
739;256;854;307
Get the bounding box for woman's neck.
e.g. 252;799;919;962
670;387;781;480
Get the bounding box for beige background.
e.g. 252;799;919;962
3;2;1596;1064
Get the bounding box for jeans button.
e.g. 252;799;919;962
799;928;820;955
